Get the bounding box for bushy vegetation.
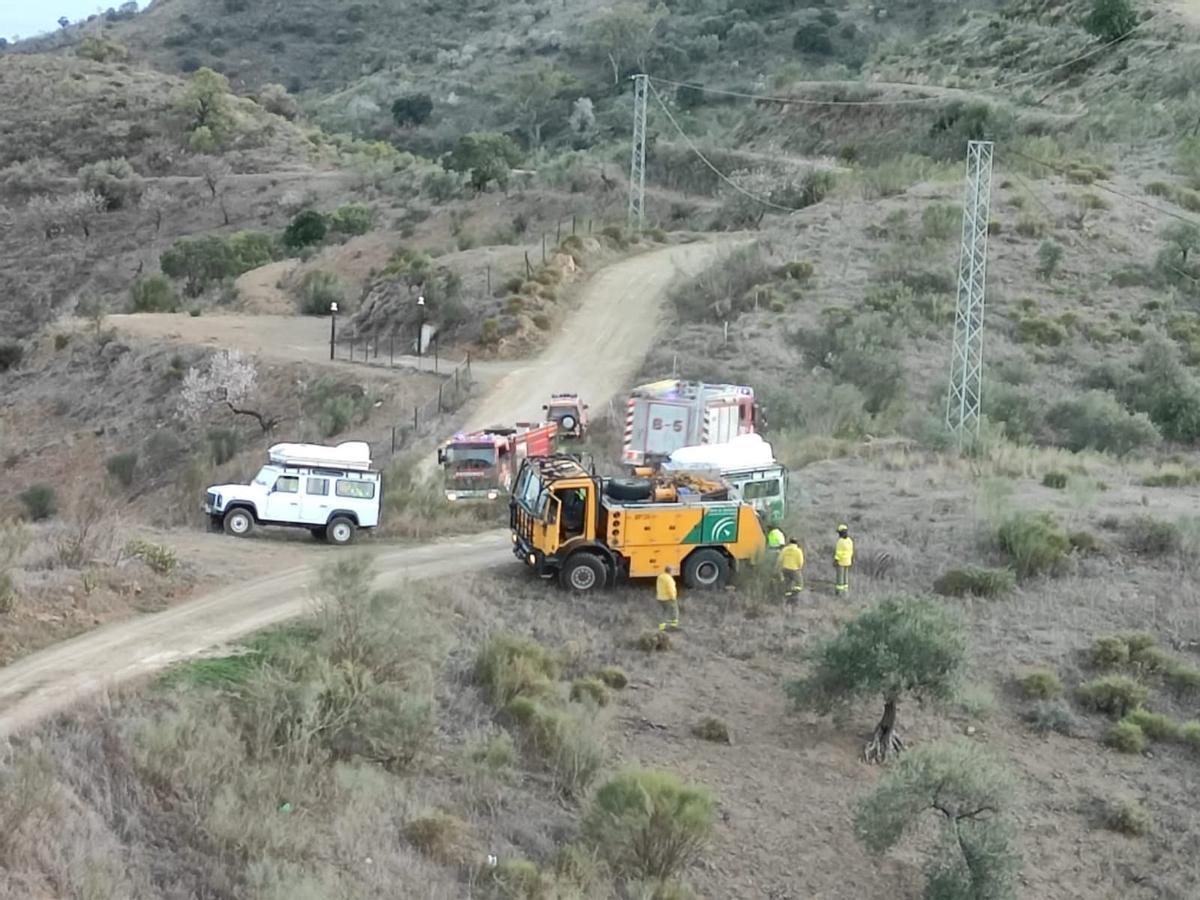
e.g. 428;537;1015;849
283;209;328;250
1020;670;1064;700
295;270;344;316
932;565;1015;599
855;740;1019;900
1105;719;1148;753
1049;391;1160;456
161;232;278;297
1022;700;1076;735
1077;675;1148;718
304;378;373;438
18;484;56;521
105;451;138;487
1105;798;1152;836
787;595;967;762
129;275;178;313
995;510;1070;578
584;769;716;881
0;340;24;372
123;539;178;575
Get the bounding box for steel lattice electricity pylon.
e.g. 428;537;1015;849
627;73;648;232
945;140;995;444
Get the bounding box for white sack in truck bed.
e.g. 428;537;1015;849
661;433;775;472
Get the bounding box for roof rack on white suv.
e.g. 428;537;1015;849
267;441;373;471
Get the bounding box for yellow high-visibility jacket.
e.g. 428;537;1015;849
835;536;854;567
656;572;677;602
778;544;804;571
767;528;785;549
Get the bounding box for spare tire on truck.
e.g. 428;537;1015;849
605;477;653;502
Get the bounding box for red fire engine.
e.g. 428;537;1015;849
437;422;558;501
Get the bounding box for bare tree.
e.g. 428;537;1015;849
181;350;278;433
62;190;107;240
198;157;233;225
139;186;169;234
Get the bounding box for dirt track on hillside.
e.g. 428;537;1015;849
0;241;723;737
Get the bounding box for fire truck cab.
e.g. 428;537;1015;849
437;422;558;501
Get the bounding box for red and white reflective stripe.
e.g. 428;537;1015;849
622;398;636;449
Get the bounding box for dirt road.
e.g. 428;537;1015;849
0;241;723;736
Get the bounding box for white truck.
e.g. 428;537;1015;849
204;442;381;545
660;433;788;526
621;379;759;468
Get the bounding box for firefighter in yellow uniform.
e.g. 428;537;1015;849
777;536;805;599
834;524;854;594
766;526;785;551
657;565;679;631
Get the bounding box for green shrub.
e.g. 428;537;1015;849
1084;0;1138;41
920;203;959;241
78;157;142;210
18;484;56;521
1105;798;1152;836
283;209;327;250
570;677;610;707
1042;471;1068;489
1049;391;1160;455
1130;645;1173;674
404;812;466;864
600;225;628;248
584;769;716;881
595;666;629;689
1036;240;1063;280
793;22;833;54
996;510;1070;578
1015;315;1067;346
779;260;815;282
475;634;559;705
1124;708;1179;741
1077;675;1148;718
328;203;374;236
1022;700;1075;735
1020;670;1063;700
489;858;545;899
691;716;731;744
1106;719;1148;753
1090;635;1130;668
636;630;672;652
0;340;24;372
1164;661;1200;696
123;539;178;575
1179;720;1200;750
295;270;344;316
1124;516;1180;556
1069;530;1101;553
205;427;240;465
932;566;1015;599
129;275;178;312
105;451;138;487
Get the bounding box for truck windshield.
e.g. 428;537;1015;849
513;465;546;516
442;446;497;486
253;465;281;487
548;405;577;419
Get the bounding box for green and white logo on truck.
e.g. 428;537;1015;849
683;508;739;545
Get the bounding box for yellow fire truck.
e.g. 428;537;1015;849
509;455;766;593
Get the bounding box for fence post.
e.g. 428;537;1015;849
434;336;439;373
541;234;546;264
556;220;561;243
391;426;396;454
486;264;492;295
438;383;444;412
525;251;532;279
389;334;395;367
572;213;576;235
455;366;460;396
373;332;379;360
466;351;472;381
588;218;592;234
413;405;419;431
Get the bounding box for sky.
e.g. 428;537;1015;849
1;1;114;41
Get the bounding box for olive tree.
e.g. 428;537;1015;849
586;1;668;86
855;740;1020;900
786;594;968;762
445;133;522;193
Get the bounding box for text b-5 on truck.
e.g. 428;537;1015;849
204;442;381;545
509;455;765;593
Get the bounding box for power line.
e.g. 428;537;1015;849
648;13;1157;110
1007;148;1200;228
647;80;811;214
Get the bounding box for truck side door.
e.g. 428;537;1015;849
645;401;688;457
301;476;331;525
264;474;301;523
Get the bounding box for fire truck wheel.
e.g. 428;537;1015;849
683;549;730;590
560;553;607;593
606;477;653;502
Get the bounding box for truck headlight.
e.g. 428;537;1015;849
511;533;518;544
487;491;498;500
446;492;457;502
527;553;537;566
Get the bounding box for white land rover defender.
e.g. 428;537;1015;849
204;442;381;545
